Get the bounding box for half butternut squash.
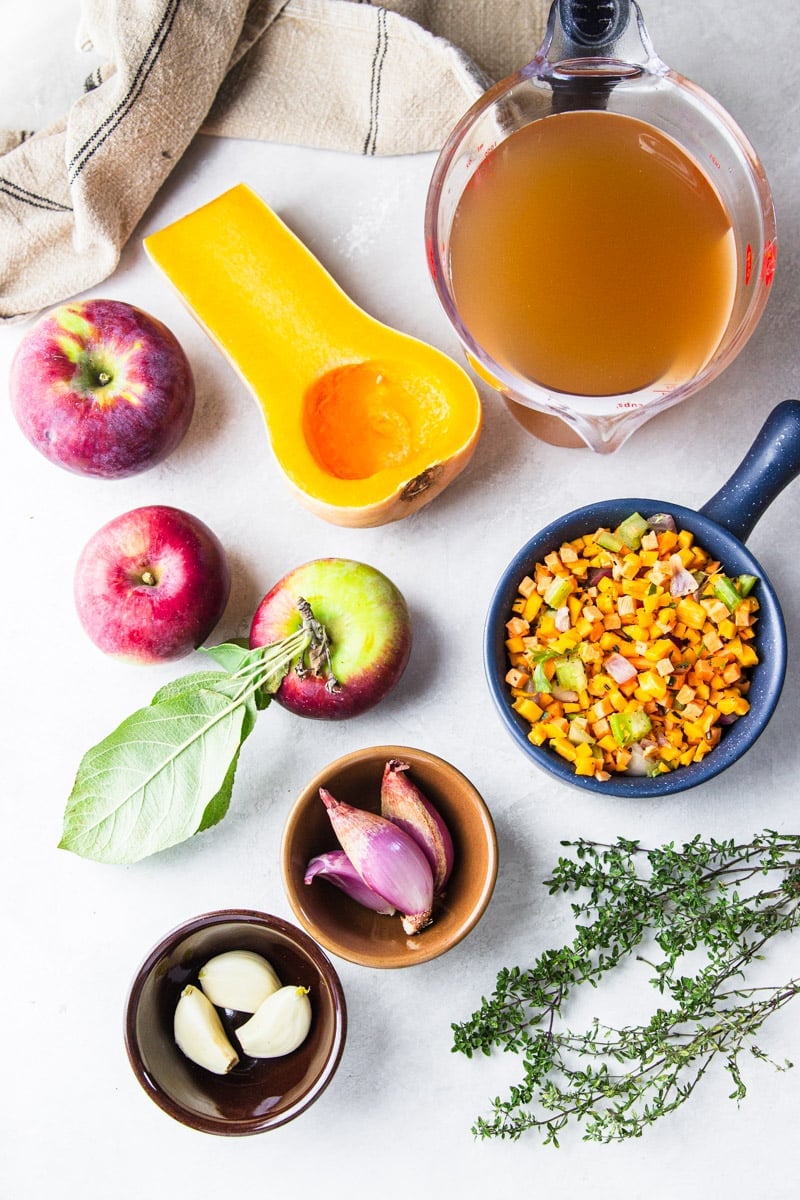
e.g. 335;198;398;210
144;184;482;527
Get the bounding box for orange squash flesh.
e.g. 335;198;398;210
143;185;482;527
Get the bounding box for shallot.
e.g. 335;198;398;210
669;553;700;597
304;849;397;915
319;787;435;934
380;759;454;893
604;652;638;685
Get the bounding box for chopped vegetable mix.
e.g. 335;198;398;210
504;512;759;780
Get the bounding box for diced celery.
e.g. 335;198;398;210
596;530;625;553
567;717;595;745
712;575;744;613
532;658;554;693
544;576;572;608
608;708;652;747
555;656;587;692
615;512;648;550
736;573;758;597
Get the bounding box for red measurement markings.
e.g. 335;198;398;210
761;239;777;287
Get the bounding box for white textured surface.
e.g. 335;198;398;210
2;2;800;1196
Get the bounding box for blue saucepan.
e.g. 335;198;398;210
485;401;800;797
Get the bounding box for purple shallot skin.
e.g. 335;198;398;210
380;759;454;893
319;787;434;933
304;850;396;914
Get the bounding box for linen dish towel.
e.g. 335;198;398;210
0;0;551;322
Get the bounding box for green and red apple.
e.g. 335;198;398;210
74;505;231;663
250;558;412;718
9;299;194;478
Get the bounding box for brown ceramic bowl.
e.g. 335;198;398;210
281;746;498;968
124;910;346;1135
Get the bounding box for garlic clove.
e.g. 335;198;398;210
380;759;455;894
173;984;239;1074
235;985;312;1058
198;949;281;1013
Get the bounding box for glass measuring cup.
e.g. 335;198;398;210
425;0;777;453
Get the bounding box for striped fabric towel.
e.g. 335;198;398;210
0;0;550;322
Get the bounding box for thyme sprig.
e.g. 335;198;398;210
454;831;800;1145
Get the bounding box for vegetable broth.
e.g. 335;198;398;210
448;111;737;397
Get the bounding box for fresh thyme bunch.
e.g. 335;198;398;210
454;831;800;1145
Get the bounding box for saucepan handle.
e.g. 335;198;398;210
699;400;800;542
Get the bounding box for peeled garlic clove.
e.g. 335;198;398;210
174;984;239;1074
380;759;455;894
236;985;312;1058
198;949;281;1012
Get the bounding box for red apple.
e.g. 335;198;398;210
9;299;194;478
74;505;231;663
250;558;412;719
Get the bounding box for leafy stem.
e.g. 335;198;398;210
59;600;334;865
455;831;800;1145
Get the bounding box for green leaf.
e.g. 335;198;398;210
153;669;244;705
196;744;240;833
59;620;322;865
189;680;264;835
201;641;256;673
59;689;251;864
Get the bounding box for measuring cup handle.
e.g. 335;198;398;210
699;400;800;542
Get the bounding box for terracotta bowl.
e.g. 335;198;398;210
281;746;498;968
124;910;346;1134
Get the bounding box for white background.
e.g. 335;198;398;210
2;1;800;1196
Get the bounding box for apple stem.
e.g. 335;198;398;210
296;598;340;692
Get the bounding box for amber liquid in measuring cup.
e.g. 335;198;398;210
448;110;737;398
